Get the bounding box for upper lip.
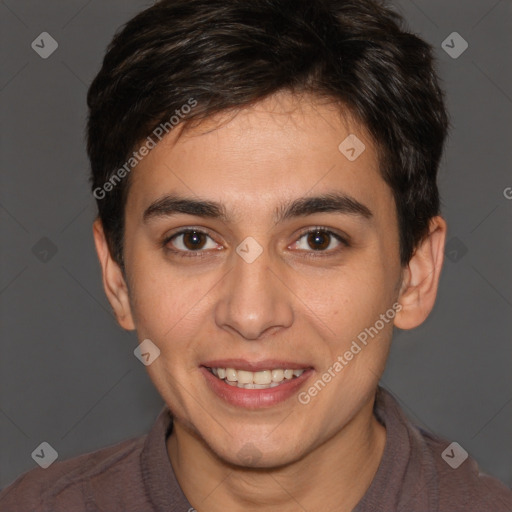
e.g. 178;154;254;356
202;359;313;372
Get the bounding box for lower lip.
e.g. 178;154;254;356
200;367;313;409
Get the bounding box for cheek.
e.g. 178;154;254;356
304;262;396;349
304;268;378;316
127;259;211;344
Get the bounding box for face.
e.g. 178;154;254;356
112;92;405;467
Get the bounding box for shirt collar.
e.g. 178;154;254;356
140;386;438;511
141;404;193;511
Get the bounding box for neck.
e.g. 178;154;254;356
167;394;386;512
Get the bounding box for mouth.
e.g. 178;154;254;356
204;366;307;389
199;360;314;408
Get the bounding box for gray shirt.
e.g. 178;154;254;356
1;386;511;511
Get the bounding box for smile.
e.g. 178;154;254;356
206;367;306;389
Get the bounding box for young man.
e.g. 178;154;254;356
1;0;511;510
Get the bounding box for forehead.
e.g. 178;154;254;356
126;92;393;222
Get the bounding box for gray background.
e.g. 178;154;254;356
1;0;511;490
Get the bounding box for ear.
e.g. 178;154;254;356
92;218;136;331
394;216;447;330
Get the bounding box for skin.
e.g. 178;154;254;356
93;91;446;512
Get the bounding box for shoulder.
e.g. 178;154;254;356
0;434;146;512
420;427;512;511
373;387;512;512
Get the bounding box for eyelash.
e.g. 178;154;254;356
162;227;349;259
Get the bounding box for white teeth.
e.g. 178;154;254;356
237;370;254;384
271;369;284;382
209;366;307;388
225;368;237;382
254;370;272;385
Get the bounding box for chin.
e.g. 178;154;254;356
208;436;306;470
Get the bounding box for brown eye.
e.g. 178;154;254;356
166;229;218;255
292;228;348;256
307;230;331;251
181;231;207;250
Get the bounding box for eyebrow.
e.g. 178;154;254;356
142;192;373;225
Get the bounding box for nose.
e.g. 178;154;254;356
214;245;294;341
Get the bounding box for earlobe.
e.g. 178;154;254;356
92;218;136;331
394;216;447;330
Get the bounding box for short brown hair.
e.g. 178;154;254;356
87;0;449;271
